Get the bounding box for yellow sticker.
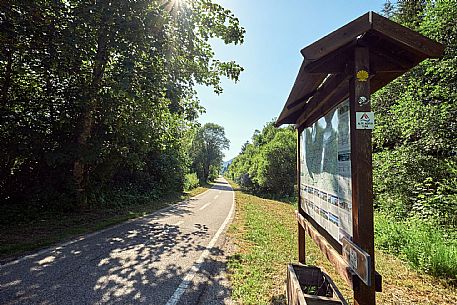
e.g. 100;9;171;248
356;70;369;82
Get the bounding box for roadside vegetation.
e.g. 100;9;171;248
1;1;237;260
226;181;457;305
1;1;242;210
228;0;457;282
0;183;211;262
226;122;296;198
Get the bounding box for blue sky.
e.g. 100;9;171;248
196;0;387;161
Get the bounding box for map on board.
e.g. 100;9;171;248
300;100;352;243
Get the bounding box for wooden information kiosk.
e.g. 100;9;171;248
276;12;443;305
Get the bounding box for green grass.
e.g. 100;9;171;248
375;213;457;281
226;181;457;305
227;189;297;305
0;185;211;262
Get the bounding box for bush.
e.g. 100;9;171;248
184;173;200;192
375;213;457;280
227;122;296;197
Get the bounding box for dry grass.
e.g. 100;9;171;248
226;182;457;305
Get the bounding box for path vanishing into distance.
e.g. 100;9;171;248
0;178;235;305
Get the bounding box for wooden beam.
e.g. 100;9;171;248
303;41;356;74
287;89;316;110
369;41;417;69
300;84;349;129
350;47;376;305
275;63;327;126
301;13;371;60
297;129;306;264
371;13;444;58
296;74;350;129
369;51;408;73
296;211;354;289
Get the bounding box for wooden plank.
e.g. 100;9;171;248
305;295;342;305
369;51;409;73
287;89;317;110
349;47;376;305
301;13;371;60
371;12;444;58
296;74;350;128
322;271;350;305
296;211;354;289
303;41;355;74
275;63;327;126
287;264;308;305
297;129;306;264
300;83;349;129
286;72;327;106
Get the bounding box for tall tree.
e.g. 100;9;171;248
0;0;244;209
190;123;229;182
372;0;457;225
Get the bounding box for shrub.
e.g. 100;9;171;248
375;213;457;280
184;173;200;192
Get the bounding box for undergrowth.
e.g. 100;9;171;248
375;213;457;281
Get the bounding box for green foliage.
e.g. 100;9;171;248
227;121;296;197
375;213;457;280
372;1;457;280
190;122;229;182
373;0;457;228
0;0;244;209
183;173;199;192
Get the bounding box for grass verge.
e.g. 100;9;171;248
375;213;457;281
0;184;211;262
226;181;457;305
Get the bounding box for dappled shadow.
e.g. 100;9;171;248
210;179;233;193
0;199;232;305
270;294;287;305
210;183;233;192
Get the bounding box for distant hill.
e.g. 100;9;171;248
221;159;233;173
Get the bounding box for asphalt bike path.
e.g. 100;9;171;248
0;177;235;305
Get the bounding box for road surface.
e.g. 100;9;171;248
0;178;235;305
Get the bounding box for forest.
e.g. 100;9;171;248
0;0;236;212
227;0;457;280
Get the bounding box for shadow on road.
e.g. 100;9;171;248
210;180;232;193
0;198;232;305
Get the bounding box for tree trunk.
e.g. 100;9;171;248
73;24;111;209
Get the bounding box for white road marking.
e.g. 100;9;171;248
165;188;235;305
0;186;216;269
199;202;212;211
214;195;219;200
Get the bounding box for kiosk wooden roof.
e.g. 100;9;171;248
275;11;444;129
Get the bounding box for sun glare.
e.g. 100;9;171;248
165;0;188;13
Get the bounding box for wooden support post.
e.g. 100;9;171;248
297;128;306;264
350;47;376;305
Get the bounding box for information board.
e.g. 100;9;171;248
300;100;352;243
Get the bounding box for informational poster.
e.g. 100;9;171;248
300;100;352;243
